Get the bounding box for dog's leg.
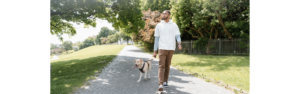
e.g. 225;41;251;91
148;66;151;79
137;72;142;82
144;70;147;80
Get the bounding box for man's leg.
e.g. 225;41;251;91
158;50;167;85
164;50;174;82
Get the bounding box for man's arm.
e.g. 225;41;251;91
153;36;159;58
175;35;182;50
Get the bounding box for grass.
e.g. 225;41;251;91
50;45;125;94
171;54;249;92
134;45;249;92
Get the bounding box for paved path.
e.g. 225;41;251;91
75;45;234;94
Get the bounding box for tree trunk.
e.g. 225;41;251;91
210;24;214;39
127;39;129;44
197;28;205;38
216;0;233;39
215;24;219;39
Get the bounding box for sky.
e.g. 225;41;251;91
50;19;115;44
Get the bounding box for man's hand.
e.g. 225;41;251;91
178;45;182;50
153;51;157;58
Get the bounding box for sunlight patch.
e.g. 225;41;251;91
53;78;58;81
65;84;70;87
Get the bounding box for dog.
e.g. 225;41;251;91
133;59;153;82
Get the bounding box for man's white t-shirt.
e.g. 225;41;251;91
154;20;181;51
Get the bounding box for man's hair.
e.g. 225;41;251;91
164;10;171;15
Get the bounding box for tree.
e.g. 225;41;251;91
72;41;82;46
136;9;162;51
51;0;146;43
50;43;58;50
107;0;145;35
118;31;131;44
62;41;73;53
106;33;120;44
95;27;118;45
50;0;110;41
109;30;118;36
98;27;112;38
100;37;108;44
80;37;95;49
141;0;170;12
95;36;101;45
170;0;249;54
171;0;249;40
123;35;131;45
196;0;249;39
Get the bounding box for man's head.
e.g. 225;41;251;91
162;10;171;20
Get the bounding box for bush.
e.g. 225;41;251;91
74;48;78;51
143;42;154;52
192;38;208;51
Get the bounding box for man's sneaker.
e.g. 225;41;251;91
158;85;163;91
163;82;168;88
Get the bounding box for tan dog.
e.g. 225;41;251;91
134;59;153;82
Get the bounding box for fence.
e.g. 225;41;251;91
174;39;249;55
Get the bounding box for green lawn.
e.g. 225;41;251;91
50;45;125;94
172;54;249;92
134;45;249;92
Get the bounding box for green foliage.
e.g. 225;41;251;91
141;0;170;12
74;47;79;51
95;27;118;45
50;0;108;41
171;0;249;40
98;27;113;38
72;41;82;46
143;42;154;52
108;0;145;35
118;29;132;44
95;36;101;45
171;0;193;34
79;37;95;49
109;30;117;36
62;41;73;52
100;37;108;44
193;38;208;51
51;0;145;41
106;33;119;44
238;39;249;50
50;43;58;50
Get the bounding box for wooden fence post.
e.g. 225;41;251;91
191;40;192;54
219;39;221;55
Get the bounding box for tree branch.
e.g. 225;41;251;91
184;29;199;38
189;27;197;31
196;28;205;38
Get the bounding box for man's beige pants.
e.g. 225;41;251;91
158;49;174;85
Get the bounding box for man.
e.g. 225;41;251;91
153;10;182;92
